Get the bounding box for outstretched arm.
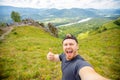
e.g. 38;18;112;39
79;66;110;80
47;48;60;62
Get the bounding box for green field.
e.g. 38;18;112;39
78;29;120;80
0;18;120;80
0;26;62;80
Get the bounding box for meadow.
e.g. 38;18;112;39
0;26;62;80
77;18;120;79
78;29;120;80
0;17;120;80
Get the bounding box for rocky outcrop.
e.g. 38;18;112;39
0;19;58;39
48;23;58;37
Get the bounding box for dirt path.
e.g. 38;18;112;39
0;26;14;40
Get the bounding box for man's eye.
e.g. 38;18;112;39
69;43;73;45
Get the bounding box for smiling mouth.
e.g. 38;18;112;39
66;50;73;54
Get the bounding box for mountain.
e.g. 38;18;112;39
0;6;120;25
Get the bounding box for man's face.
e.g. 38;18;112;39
63;39;78;60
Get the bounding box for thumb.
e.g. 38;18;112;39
49;48;52;52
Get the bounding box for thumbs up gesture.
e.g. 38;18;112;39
47;48;55;61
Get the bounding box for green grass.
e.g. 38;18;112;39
91;18;120;35
0;18;120;80
78;29;120;80
0;26;62;80
77;18;120;80
58;18;111;38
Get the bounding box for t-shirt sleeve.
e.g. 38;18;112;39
59;53;64;61
76;60;92;73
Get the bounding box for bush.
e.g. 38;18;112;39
0;22;6;27
114;18;120;26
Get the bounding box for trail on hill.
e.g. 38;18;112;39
0;26;14;40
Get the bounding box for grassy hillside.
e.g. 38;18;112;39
0;26;62;80
89;17;120;35
0;17;120;80
78;29;120;80
77;18;120;80
78;17;120;39
58;18;111;38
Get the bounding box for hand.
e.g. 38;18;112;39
47;48;54;61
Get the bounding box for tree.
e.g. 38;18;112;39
11;11;21;22
114;18;120;26
48;23;58;37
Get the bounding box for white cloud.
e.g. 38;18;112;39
0;0;120;9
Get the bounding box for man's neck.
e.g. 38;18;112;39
66;53;78;61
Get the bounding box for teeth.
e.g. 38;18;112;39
66;50;72;53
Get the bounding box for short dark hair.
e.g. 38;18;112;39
62;34;78;44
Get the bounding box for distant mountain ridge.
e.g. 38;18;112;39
0;6;120;24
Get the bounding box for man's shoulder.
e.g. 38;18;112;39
75;55;85;61
75;56;92;70
59;53;65;58
59;53;65;61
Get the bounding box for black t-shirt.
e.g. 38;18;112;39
59;53;92;80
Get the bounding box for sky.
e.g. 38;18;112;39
0;0;120;9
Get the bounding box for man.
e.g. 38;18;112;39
47;34;109;80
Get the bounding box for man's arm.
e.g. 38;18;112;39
47;51;60;62
79;66;109;80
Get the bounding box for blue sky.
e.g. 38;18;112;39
0;0;120;9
